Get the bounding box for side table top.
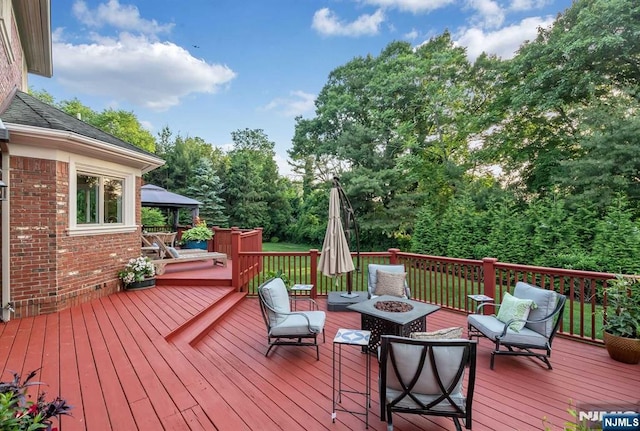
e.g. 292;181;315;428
333;328;371;346
468;294;493;302
291;284;314;291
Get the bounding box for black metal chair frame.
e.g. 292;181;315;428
257;282;325;360
467;294;567;370
379;335;477;431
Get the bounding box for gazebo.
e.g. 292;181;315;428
141;184;202;231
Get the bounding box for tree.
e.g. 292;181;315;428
290;37;481;249
481;0;640;197
185;159;228;227
592;195;640;274
92;109;156;152
223;129;292;236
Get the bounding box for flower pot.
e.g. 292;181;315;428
125;277;156;291
184;240;208;250
603;331;640;364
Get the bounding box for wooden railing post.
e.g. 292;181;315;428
212;226;221;252
231;230;242;291
310;249;318;299
256;228;264;272
482;257;498;313
388;248;400;264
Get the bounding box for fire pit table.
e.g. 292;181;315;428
347;295;440;351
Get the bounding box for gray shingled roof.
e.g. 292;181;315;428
141;184;201;208
1;90;157;158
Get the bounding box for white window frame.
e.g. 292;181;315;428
68;161;137;235
0;0;15;64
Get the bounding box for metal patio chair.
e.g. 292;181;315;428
257;277;326;360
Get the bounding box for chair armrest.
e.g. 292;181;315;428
497;312;559;338
475;302;499;313
260;300;319;332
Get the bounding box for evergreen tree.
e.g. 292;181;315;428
485;197;529;264
592;195;640;274
411;204;443;256
186;159;228;227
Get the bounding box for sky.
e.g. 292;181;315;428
30;0;574;177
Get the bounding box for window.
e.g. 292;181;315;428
76;173;124;224
69;161;136;235
0;0;15;64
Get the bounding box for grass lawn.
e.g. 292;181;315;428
262;242;319;252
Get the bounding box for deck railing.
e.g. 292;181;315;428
233;248;617;344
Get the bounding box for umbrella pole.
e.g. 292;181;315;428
340;272;359;298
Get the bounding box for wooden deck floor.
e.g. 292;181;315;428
0;283;637;431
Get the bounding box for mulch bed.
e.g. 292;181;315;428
374;300;413;312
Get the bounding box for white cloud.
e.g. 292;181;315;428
404;28;419;40
312;8;385;37
52;33;236;111
72;0;173;35
509;0;552;12
362;0;455;14
466;0;505;29
262;91;316;117
454;15;554;62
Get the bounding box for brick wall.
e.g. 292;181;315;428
0;8;25;101
9;156;143;317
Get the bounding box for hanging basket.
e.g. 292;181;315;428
125;277;156;291
603;331;640;364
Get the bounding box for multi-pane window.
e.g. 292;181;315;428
76;173;123;225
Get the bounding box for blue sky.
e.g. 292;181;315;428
30;0;573;176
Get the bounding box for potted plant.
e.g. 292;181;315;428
180;220;213;250
118;256;156;290
0;369;72;430
601;275;640;364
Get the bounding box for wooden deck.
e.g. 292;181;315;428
0;264;637;430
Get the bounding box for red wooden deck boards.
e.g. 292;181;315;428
0;281;637;431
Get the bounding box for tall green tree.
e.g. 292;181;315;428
224;129;292;236
186;159;228;227
481;0;640;197
592;195;640;274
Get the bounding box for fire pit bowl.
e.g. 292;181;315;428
374;300;413;313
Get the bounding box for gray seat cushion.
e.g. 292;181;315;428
513;282;559;337
467;314;550;348
269;311;326;336
260;277;326;336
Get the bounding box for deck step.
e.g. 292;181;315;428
165;289;248;346
156;277;232;287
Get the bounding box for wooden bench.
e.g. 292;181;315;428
148;235;227;275
151;252;227;275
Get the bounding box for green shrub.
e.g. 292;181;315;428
141;207;166;226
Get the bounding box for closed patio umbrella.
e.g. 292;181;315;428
318;179;357;297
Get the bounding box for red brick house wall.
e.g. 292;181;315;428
0;8;25;101
8;155;143;317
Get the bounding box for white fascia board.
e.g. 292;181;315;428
4;123;165;173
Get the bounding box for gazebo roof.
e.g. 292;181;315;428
141;184;201;209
